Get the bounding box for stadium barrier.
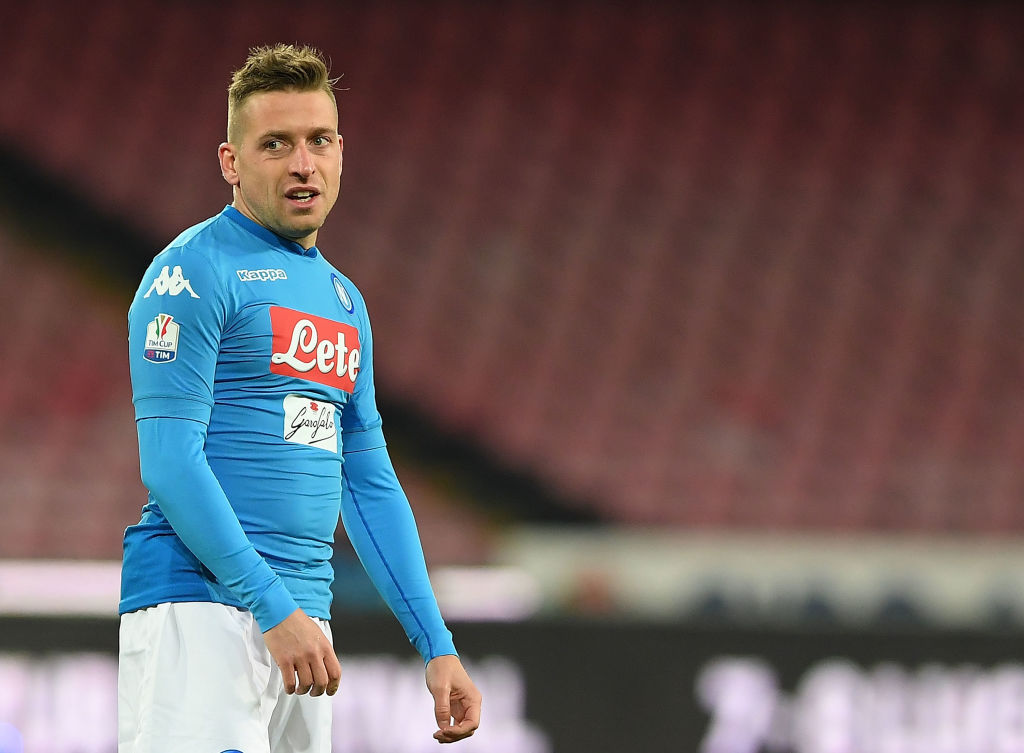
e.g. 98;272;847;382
2;614;1023;753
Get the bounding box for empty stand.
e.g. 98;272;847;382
0;0;1022;547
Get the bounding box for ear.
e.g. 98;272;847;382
219;142;240;186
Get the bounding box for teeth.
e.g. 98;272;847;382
292;192;314;200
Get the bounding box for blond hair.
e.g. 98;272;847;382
227;43;338;141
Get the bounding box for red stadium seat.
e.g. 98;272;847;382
0;0;1022;549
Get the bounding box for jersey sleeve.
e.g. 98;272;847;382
128;247;226;423
128;246;297;631
339;290;385;453
340;445;457;662
137;416;299;630
337;288;456;662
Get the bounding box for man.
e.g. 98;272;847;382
119;43;481;753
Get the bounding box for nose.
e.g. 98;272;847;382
290;143;315;179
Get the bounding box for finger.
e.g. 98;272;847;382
433;720;478;743
276;659;298;695
326;651;342;696
432;687;452;731
295;662;314;695
309;657;330;697
454;704;481;737
451;698;466;724
436;694;481;742
461;698;481;732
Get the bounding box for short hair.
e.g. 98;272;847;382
227;43;339;141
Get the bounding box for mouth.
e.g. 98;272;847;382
285;187;321;206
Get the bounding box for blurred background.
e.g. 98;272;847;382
1;0;1023;751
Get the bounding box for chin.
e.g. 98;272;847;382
282;213;319;230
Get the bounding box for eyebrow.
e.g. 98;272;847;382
256;127;337;142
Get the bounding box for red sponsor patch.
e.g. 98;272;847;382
269;306;361;393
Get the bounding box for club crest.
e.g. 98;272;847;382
332;274;354;313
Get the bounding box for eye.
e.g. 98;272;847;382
311;135;331;147
265;139;283;151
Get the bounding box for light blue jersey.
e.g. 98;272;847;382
122;206;455;661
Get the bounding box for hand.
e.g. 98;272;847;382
263;608;342;697
425;654;481;743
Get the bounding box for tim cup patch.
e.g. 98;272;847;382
144;314;180;363
283;394;338;451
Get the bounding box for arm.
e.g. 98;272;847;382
336;281;479;734
137;415;341;695
340;445;481;740
137;415;295;626
340;445;455;660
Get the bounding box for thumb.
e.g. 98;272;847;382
433;685;452;729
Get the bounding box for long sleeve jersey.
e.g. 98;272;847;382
120;205;456;662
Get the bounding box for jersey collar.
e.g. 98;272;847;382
221;205;320;258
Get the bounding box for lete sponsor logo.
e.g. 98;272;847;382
283;394;337;451
269;306;361;392
144;314;180;363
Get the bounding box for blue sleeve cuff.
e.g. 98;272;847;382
422;636;458;663
251;578;300;631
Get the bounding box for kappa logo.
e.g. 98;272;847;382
143;265;200;299
144;313;180;363
269;306;361;393
237;268;288;282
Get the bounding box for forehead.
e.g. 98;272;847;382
235;89;338;137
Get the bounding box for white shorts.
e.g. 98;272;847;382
118;602;334;753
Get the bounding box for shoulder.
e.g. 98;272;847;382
157;212;243;269
132;213;245;311
142;211;254;289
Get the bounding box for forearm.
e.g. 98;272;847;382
137;416;297;630
340;446;456;662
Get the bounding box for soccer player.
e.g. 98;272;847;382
118;43;481;753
